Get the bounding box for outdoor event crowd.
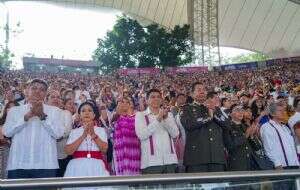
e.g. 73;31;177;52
1;63;300;186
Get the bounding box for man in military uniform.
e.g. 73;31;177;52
180;82;226;173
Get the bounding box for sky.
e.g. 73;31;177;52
0;1;252;69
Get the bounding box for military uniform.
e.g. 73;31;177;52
223;122;261;171
180;102;226;173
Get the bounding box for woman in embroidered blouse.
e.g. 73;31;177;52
113;96;141;176
64;101;109;181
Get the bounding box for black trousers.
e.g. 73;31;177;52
56;156;72;177
272;166;299;190
186;163;225;173
141;164;177;174
8;169;56;179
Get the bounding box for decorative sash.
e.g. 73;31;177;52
268;122;290;166
73;151;109;171
144;115;174;155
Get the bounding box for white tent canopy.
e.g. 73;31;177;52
4;0;300;58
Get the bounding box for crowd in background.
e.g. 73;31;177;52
0;63;300;188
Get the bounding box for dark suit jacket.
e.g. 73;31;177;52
223;122;261;171
180;103;226;166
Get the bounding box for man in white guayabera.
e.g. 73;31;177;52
2;79;64;179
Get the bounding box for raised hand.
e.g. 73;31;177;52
162;106;170;119
157;107;164;122
90;126;97;139
245;124;258;138
31;101;43;116
82;125;89;138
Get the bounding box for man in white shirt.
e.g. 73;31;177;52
46;90;72;177
135;89;179;174
2;79;64;179
261;102;299;169
288;97;300;160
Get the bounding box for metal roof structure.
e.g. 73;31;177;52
4;0;300;58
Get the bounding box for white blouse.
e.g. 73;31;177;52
67;126;107;151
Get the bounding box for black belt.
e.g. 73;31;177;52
283;166;300;169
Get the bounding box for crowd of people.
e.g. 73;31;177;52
0;63;300;188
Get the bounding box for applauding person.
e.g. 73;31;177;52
113;96;141;176
180;83;226;173
64;102;109;179
135;89;179;174
3;79;64;179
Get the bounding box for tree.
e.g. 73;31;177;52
93;15;192;74
93;16;146;74
0;46;14;70
222;52;268;64
0;14;23;70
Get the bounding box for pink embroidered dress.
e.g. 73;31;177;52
113;115;141;176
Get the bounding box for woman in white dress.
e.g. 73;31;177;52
64;101;109;189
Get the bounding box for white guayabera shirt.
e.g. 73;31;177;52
135;108;179;169
261;120;299;168
3;104;64;170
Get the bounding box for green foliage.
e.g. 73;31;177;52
0;47;14;70
93;15;192;74
222;52;269;64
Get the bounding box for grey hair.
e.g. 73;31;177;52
267;101;281;117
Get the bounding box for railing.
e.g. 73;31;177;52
2;170;300;189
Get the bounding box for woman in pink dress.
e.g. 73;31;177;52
113;96;141;176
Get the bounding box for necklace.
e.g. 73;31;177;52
85;135;92;159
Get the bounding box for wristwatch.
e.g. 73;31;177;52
40;113;48;121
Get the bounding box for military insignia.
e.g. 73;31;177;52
202;118;210;122
214;115;220;121
220;115;225;121
180;110;184;116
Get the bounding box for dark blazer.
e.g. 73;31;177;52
223;122;261;171
180;103;226;166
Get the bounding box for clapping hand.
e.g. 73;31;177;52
24;101;45;121
89;126;97;139
245;123;259;138
83;121;95;138
157;105;169;122
162;105;169;120
204;100;215;118
31;101;44;116
82;125;89;138
157;108;164;122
